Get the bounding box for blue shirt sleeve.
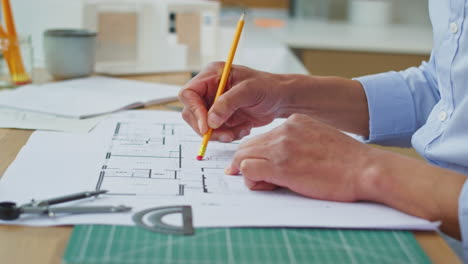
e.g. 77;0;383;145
355;56;440;147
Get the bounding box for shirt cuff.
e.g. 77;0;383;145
355;72;417;147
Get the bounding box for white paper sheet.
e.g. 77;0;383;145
0;110;439;230
0;107;105;133
0;77;181;119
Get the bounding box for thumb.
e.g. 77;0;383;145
207;82;258;129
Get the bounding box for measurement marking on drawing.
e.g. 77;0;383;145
179;145;182;168
96;171;105;190
114;123;121;135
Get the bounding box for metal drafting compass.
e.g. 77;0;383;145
133;205;194;236
0;190;131;220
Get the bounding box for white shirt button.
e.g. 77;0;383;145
450;22;458;34
438;111;448;121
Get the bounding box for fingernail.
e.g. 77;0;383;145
224;164;234;175
219;134;233;143
198;120;205;133
208;113;223;129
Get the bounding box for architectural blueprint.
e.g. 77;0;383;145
0;111;439;230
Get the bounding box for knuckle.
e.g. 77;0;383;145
281;115;308;135
273;136;293;167
177;88;188;102
238;80;256;98
241;79;253;89
188;103;200;115
181;109;191;121
279;121;295;135
207;61;224;70
288;113;306;123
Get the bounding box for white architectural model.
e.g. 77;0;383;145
83;0;220;74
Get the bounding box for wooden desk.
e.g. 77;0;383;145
294;48;430;79
0;73;460;264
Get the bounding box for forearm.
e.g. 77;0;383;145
359;148;467;238
278;74;369;137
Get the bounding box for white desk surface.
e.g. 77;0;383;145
270;19;433;55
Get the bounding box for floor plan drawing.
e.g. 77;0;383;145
96;120;241;197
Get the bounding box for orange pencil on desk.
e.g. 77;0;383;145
1;0;31;85
196;12;245;161
2;0;16;37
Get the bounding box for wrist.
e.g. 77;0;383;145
275;74;320;118
355;147;392;203
275;75;369;136
356;148;463;221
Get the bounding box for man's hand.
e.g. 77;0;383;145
226;113;467;238
225;113;373;202
179;63;371;143
178;62;294;142
180;63;468;239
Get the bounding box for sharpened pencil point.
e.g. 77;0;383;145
240;12;245;21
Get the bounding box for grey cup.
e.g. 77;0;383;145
43;29;97;79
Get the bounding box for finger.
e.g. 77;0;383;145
225;140;269;175
211;122;253;142
182;62;228;107
179;89;209;134
207;81;260;129
181;108;204;136
241;159;273;182
179;63;236;133
241;159;278;190
244;178;278;191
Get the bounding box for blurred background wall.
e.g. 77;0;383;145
219;0;430;26
13;0;431;78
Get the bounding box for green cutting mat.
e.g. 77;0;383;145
63;225;431;264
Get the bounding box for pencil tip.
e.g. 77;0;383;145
196;155;203;161
240;12;245;21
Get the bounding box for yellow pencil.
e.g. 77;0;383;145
1;0;31;85
196;12;245;161
2;0;16;37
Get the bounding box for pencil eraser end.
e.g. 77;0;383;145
14;80;32;85
196;155;203;161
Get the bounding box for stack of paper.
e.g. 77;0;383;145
0;76;181;119
0;76;181;132
0;107;106;133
